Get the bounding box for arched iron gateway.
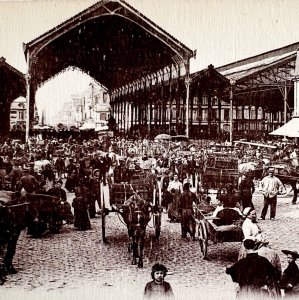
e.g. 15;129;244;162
23;0;195;141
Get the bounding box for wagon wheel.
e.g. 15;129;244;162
101;183;108;244
153;212;161;239
198;220;208;259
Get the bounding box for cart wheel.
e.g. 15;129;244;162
198;220;208;259
155;227;161;239
101;185;108;244
153;213;161;239
101;201;107;243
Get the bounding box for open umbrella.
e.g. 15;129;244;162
154;133;171;140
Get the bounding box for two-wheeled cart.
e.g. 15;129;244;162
194;205;244;259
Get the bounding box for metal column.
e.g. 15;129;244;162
229;81;235;143
184;60;191;137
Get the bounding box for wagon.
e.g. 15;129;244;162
100;181;162;243
194;204;244;259
203;153;239;191
0;191;29;228
26;193;67;237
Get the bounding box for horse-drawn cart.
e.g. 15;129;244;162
194;205;244;259
100;179;162;267
26;193;72;237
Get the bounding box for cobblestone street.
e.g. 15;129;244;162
1;190;299;300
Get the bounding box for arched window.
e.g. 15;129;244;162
202;109;208;122
257;107;263;119
244;106;249;119
193;96;199;106
202;93;208;105
233;107;237;119
250;106;256;119
237;107;243;119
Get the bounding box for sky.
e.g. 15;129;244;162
2;0;299;123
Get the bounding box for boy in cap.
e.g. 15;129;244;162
144;263;174;299
279;249;299;296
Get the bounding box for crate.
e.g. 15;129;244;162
110;183;152;205
0;190;19;205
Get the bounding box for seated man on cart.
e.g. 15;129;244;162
212;184;243;226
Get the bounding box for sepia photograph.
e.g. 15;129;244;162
1;0;299;299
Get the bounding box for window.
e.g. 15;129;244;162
244;106;249;119
257;107;263;119
18;111;24;120
202;94;208;105
233;107;237;119
250;106;256;119
100;113;107;121
202;109;208;122
193;96;198;106
103;93;108;104
224;109;230;121
192;109;198;121
237;107;243;119
172;107;176;120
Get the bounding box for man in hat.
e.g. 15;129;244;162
212;189;243;227
260;167;283;220
48;179;74;225
242;207;262;241
144;263;174;299
239;172;255;210
20;167;39;194
177;183;197;239
213;184;243;218
226;238;280;299
167;173;183;194
54;155;65;179
279;250;299;297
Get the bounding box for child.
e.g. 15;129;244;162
144;263;174;299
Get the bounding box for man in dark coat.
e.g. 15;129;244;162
226;238;280;299
239;173;255;210
90;169;101;217
20;168;39;193
72;186;91;231
54;155;65;179
177;182;197;240
279;249;299;297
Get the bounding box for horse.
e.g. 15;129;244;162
120;193;151;268
0;199;29;277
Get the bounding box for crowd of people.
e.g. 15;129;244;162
0;134;299;297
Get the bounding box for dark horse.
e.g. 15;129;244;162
0;200;29;282
0;190;73;285
121;193;151;268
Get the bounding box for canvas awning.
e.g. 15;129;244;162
269;117;299;137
